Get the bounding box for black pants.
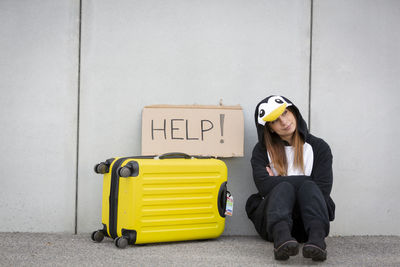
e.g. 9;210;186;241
246;180;329;242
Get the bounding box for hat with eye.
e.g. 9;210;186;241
254;95;307;144
256;95;293;126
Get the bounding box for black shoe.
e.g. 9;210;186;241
302;244;327;261
274;240;299;260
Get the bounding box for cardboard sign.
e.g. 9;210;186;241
141;105;244;157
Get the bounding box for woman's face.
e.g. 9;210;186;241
268;109;297;143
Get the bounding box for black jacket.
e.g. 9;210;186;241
249;96;335;221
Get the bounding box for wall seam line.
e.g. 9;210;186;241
308;0;314;131
75;0;83;235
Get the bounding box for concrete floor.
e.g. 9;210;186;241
0;233;399;266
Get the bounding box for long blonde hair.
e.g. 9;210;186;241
263;107;304;176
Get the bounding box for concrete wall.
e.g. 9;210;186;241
1;0;399;236
0;0;79;232
77;0;310;236
311;0;400;235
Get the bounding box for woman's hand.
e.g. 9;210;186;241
266;166;274;176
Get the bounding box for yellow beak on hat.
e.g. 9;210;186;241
257;96;292;126
263;103;287;122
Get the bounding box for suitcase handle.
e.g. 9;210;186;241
218;182;227;217
158;152;192;159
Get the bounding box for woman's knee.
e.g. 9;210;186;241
298;180;319;192
268;182;296;205
297;180;325;201
272;181;296;195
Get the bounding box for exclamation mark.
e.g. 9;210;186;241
220;114;225;144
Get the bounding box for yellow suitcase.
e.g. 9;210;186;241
91;153;228;248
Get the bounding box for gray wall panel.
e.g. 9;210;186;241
0;1;79;231
311;0;400;235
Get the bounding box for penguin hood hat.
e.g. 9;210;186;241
254;95;309;144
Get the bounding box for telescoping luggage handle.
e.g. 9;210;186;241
155;152;213;160
156;152;192;159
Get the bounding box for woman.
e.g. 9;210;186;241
246;95;335;261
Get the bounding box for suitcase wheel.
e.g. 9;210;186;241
115;236;129;249
91;230;105;243
118;161;139;177
94;162;109;174
118;166;132;177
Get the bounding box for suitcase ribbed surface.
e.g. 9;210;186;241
116;158;227;244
